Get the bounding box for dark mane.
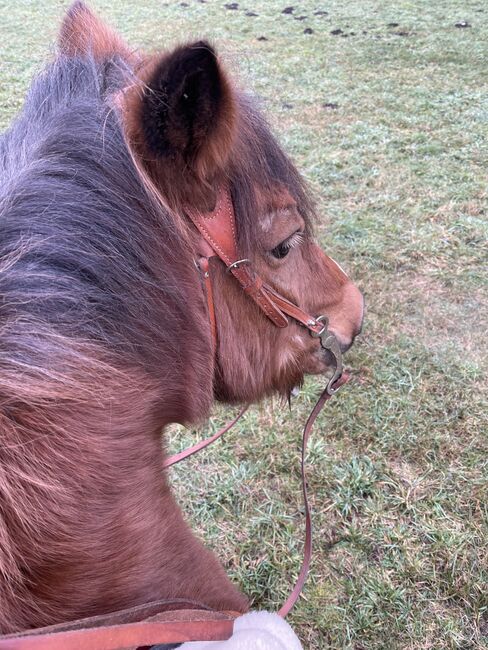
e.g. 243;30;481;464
0;53;315;400
0;55;201;402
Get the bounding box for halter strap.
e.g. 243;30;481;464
163;405;248;468
278;372;349;616
187;185;343;394
186;185;336;336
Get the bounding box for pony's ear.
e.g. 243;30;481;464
59;1;131;60
124;41;236;210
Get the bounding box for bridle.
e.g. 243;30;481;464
0;186;349;650
186;185;344;396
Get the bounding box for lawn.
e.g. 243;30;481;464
0;1;487;648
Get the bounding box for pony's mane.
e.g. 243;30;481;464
0;55;197;404
0;52;315;406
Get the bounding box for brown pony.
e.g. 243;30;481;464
0;2;363;634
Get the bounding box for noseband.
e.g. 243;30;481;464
185;185;343;395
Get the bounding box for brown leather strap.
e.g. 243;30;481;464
165;374;350;618
186;187;332;337
263;285;323;335
197;256;218;350
163;406;248;468
0;619;234;650
187;188;238;267
0;605;237;650
278;372;349;616
186;188;288;328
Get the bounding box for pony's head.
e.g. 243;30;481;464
61;3;364;404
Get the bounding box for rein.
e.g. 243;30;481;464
0;186;349;650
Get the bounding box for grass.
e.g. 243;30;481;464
1;1;487;648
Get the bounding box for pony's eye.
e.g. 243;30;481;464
271;241;291;259
270;231;304;259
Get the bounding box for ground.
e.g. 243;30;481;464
0;1;486;648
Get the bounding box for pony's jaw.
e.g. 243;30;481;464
213;312;345;404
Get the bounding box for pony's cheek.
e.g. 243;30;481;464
281;333;329;376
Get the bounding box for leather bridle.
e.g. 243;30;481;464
186;185;344;396
0;186;349;650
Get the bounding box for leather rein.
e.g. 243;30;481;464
0;186;349;650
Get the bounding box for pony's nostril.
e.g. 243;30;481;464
340;339;353;354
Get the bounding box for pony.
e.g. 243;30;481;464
0;1;363;635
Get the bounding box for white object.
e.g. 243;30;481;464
180;611;303;649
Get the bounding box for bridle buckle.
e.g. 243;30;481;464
226;258;251;273
310;315;344;395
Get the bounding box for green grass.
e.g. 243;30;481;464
1;1;487;648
